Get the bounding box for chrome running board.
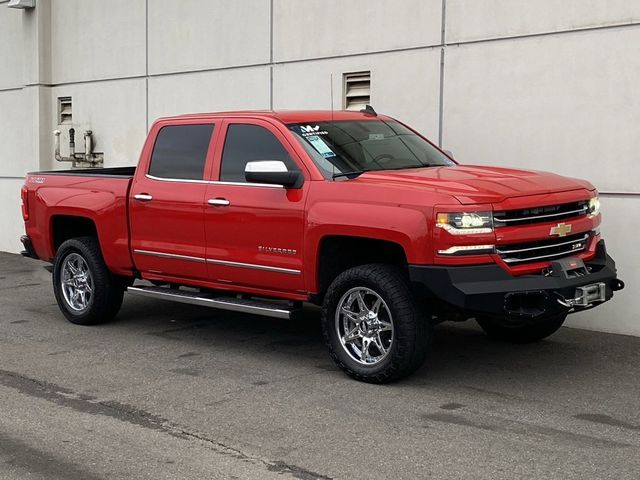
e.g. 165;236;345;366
127;286;299;319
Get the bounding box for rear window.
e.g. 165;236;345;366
148;124;214;180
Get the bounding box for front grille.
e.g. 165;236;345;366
494;200;589;227
497;232;590;264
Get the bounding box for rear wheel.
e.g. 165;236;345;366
53;237;125;325
321;264;430;383
476;313;567;344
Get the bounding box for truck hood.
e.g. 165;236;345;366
357;165;595;204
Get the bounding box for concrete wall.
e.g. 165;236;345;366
272;0;442;61
0;0;638;335
50;0;146;83
148;0;271;74
148;67;272;120
0;6;23;88
443;27;640;192
446;0;640;42
49;79;147;168
0;2;48;254
272;49;441;138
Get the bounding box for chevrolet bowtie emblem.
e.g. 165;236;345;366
550;222;572;237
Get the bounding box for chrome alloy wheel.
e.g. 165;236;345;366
335;287;394;365
61;253;93;312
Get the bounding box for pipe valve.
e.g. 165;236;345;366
53;127;103;167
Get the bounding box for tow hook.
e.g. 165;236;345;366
612;279;625;291
556;282;607;308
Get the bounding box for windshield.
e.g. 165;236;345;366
288;119;454;178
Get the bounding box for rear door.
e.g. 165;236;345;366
130;121;217;281
204;119;308;293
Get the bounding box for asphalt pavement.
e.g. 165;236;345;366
1;251;639;479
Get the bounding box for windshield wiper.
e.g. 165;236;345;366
331;170;364;180
385;164;438;170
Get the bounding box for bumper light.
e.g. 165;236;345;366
438;244;495;255
20;186;29;221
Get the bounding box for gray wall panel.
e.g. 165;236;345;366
447;0;640;43
273;0;442;62
273;49;441;140
0;7;23;88
148;0;271;75
442;28;640;193
50;0;146;83
49;79;147;169
148;67;271;121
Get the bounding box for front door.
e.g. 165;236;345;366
130;121;217;281
204;119;307;293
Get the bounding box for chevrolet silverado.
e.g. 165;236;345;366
20;109;624;383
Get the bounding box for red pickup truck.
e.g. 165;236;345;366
20;109;624;383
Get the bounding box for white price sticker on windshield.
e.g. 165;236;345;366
307;135;336;158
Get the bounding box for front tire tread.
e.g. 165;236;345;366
321;264;430;384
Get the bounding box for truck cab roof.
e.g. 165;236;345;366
159;110;391;124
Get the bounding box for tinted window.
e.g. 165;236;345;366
288;120;454;179
220;124;298;182
149;124;214;180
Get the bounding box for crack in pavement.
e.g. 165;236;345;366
574;413;640;431
422;412;632;449
0;282;43;290
0;369;332;480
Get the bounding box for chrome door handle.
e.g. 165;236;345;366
134;193;153;202
208;198;230;207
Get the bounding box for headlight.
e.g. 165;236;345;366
436;211;493;234
588;196;600;215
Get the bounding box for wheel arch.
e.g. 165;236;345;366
50;215;98;255
312;234;409;303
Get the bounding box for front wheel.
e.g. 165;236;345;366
53;236;125;325
476;313;567;344
321;264;430;383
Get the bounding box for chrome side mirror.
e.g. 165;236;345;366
245;161;303;188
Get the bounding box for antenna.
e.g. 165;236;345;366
330;74;335;179
360;104;377;116
330;73;335;121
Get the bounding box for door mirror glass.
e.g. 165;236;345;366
245;160;303;188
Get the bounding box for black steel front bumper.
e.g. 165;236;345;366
409;240;624;319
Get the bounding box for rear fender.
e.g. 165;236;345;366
37;188;133;275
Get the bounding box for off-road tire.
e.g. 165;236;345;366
476;313;567;344
53;236;125;325
321;264;430;383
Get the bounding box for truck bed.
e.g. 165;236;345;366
24;168;136;276
29;166;136;178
